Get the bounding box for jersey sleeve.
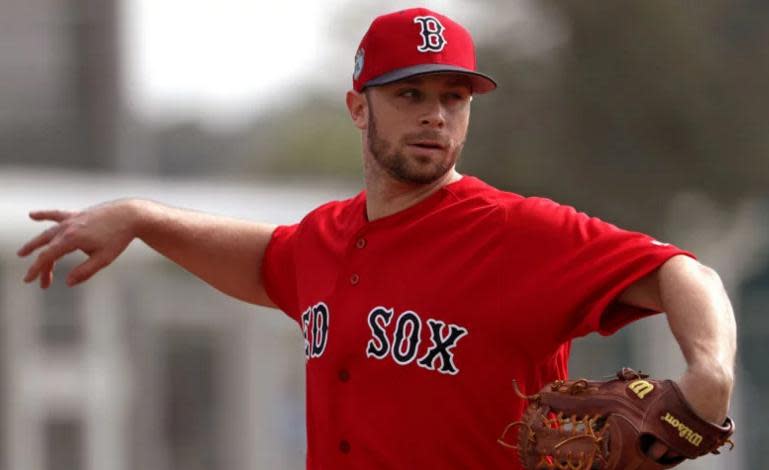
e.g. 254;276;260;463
505;197;694;343
261;223;301;321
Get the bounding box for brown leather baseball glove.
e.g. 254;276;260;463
498;368;734;470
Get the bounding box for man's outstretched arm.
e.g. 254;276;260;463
17;199;278;307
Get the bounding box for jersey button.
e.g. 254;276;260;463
339;439;351;454
338;369;350;382
355;238;366;249
350;274;360;285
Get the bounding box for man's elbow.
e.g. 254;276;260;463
693;260;724;288
661;255;724;291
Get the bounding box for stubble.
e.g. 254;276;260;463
366;99;464;185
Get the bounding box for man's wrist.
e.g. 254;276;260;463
680;361;734;424
123;198;156;239
685;359;735;388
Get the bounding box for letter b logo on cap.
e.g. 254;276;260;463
414;16;447;52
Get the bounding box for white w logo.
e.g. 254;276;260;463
413;16;447;52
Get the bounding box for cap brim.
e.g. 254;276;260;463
364;64;497;94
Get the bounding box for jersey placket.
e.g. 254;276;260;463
324;227;372;466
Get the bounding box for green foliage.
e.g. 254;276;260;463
244;96;362;179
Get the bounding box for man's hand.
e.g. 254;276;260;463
647;364;733;460
17;200;140;288
18;198;278;306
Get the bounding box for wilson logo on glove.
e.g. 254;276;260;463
628;379;654;399
661;412;704;447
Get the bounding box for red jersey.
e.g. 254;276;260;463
262;176;691;469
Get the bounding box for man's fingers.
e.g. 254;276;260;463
19;209;78;257
647;441;668;461
67;255;110;286
29;210;75;222
24;241;77;284
647;440;680;462
40;262;55;289
17;226;61;257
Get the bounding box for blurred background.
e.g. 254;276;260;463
1;0;767;468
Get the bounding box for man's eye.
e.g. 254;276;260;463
399;89;420;99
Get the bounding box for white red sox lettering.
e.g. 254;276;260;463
301;302;330;360
366;306;468;375
300;303;469;375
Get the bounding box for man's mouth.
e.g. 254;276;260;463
409;140;446;150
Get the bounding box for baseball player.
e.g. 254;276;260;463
18;8;736;470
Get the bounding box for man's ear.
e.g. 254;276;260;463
346;90;368;130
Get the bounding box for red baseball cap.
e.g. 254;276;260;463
352;8;497;94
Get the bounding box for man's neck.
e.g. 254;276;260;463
364;166;462;222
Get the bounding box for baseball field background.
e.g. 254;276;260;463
1;0;767;469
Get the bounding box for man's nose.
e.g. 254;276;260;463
419;99;446;128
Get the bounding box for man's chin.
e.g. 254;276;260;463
370;145;457;186
387;163;451;186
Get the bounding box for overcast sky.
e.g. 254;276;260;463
121;0;555;128
122;0;343;127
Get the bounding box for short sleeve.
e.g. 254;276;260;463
261;223;301;321
506;197;694;343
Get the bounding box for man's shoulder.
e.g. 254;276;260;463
453;176;565;212
448;175;522;205
453;177;592;233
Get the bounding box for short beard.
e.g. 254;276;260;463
366;97;463;185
